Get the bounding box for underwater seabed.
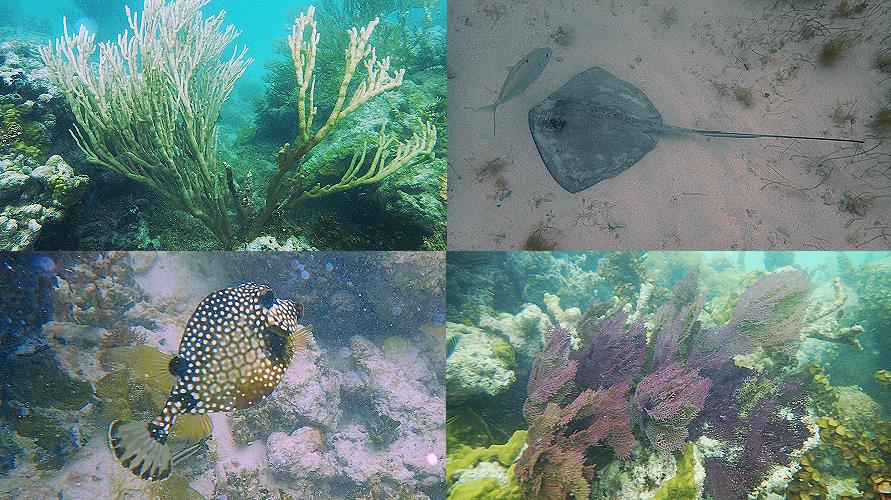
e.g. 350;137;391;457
0;0;447;251
447;0;891;250
0;251;445;499
445;251;891;500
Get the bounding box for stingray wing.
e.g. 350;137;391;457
529;67;664;193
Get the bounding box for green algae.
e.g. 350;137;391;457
447;430;527;485
652;443;698;500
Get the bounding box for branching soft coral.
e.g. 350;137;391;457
515;385;634;499
245;5;437;239
523;326;577;423
631;362;711;454
41;1;437;247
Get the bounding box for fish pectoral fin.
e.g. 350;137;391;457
108;419;172;481
286;325;314;360
130;346;177;392
172;413;214;441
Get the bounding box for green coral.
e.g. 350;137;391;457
0;102;50;161
489;340;516;368
447;430;527;485
652;443;698;500
44;156;88;206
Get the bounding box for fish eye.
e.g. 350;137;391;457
260;290;275;309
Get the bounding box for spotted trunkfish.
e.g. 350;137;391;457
108;283;311;481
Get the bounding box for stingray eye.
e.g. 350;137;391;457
545;116;565;131
260;289;275;309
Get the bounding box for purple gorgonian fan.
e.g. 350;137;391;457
631;362;712;454
524;326;577;423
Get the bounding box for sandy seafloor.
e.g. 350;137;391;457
447;0;891;250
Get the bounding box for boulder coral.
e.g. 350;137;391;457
446;323;516;401
0;155;87;249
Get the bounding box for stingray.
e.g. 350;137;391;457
529;67;864;193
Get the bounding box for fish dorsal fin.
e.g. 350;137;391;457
172;413;213;441
131;346;176;392
285;325;313;364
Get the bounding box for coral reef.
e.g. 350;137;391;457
478;303;553;359
461;263;821;499
0;155;87;249
446;323;516;401
0;252;444;498
40;1;438;248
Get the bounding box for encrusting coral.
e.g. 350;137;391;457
0;155;88;250
40;0;436;247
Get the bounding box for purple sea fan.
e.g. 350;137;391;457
631;362;712;454
730;269;811;354
699;379;812;500
685;323;744;372
515;384;635;499
524;326;578;423
573;310;647;392
560;382;635;460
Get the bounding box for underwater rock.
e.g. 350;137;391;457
0;252;55;357
52;252;153;329
240;235;317;251
330;423;443;490
833;386;881;431
593;442;702;500
266;427;335;483
446;323;516;401
0;155;87;250
478;303;553;359
350;336;444;434
0;40;58;99
230;342;342;444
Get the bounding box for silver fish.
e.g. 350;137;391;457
480;47;553;135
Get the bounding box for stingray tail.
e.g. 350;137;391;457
692;128;864;144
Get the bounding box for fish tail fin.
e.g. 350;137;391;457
476;103;499;136
477;103;499;135
172;413;213;441
130;345;176;392
108;419;172;481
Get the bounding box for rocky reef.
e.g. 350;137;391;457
446;252;887;500
0;251;445;499
1;39;84;250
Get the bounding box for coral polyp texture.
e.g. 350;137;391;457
0;0;446;250
446;251;891;500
